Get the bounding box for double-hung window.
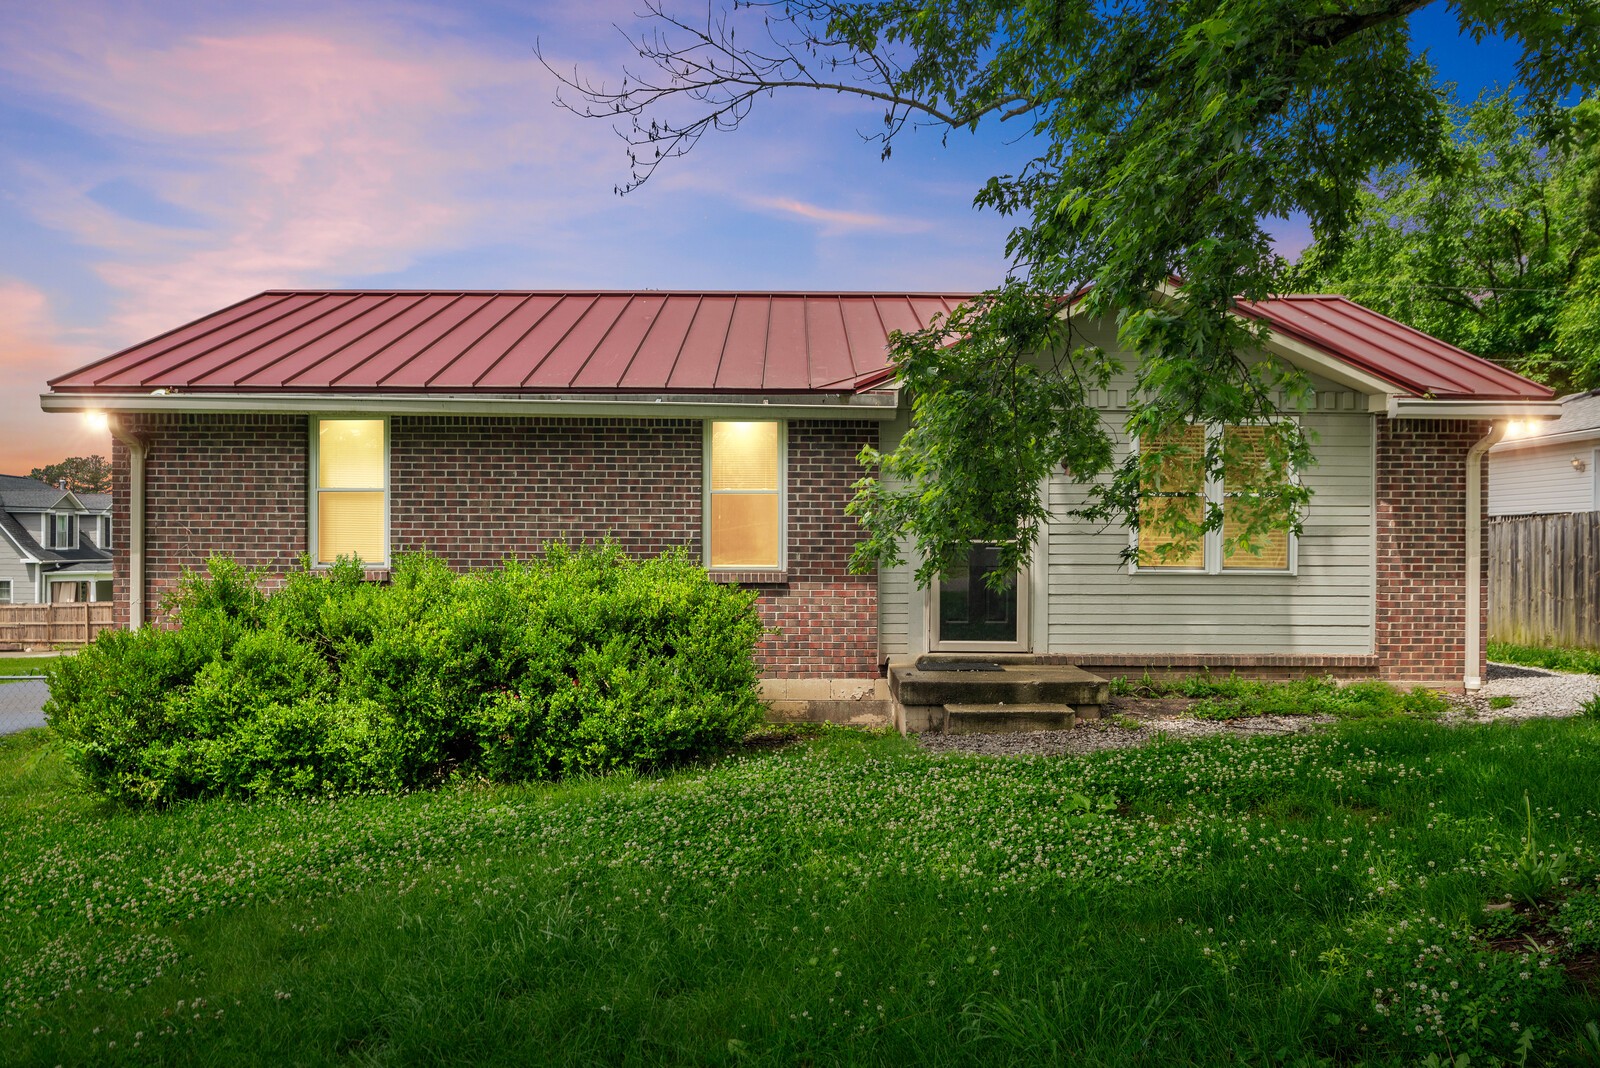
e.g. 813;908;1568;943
1135;423;1294;573
705;421;784;570
52;513;74;549
311;417;388;566
0;579;11;605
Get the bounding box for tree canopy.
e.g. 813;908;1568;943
29;455;112;494
545;1;1600;581
1293;92;1600;394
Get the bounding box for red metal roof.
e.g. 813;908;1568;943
1238;295;1553;401
47;289;1554;402
47;291;973;395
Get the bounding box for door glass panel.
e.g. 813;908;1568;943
938;543;1019;644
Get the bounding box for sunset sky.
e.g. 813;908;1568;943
0;1;1529;475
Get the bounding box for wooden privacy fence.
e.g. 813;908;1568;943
1489;512;1600;650
0;604;116;648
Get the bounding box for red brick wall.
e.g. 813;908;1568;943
389;417;702;564
1374;418;1492;687
111;413;879;677
764;421;879;676
110;413;308;627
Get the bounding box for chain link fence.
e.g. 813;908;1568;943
0;676;50;735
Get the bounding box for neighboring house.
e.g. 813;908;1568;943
39;289;1555;707
0;474;113;606
1488;389;1600;515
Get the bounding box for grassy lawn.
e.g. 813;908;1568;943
3;720;1600;1066
1490;641;1600;676
0;653;70;678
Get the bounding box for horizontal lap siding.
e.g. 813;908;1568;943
876;411;915;657
1045;408;1376;655
1488;444;1595;516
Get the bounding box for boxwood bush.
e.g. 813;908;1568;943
46;544;766;804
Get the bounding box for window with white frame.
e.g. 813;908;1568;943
0;579;10;604
706;421;784;570
52;513;75;549
312;417;388;566
1135;423;1294;573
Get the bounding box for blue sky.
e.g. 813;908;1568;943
0;1;1527;473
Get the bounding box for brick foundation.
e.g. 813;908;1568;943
1374;418;1492;688
111;413;878;678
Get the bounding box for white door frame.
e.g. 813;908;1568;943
927;543;1031;653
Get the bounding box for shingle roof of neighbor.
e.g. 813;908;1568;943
45;289;1553;401
0;473;71;511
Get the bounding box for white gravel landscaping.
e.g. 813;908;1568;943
915;662;1600;758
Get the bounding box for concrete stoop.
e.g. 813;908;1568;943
889;657;1109;734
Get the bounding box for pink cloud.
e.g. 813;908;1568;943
741;194;932;235
3;11;622;344
0;281;110;475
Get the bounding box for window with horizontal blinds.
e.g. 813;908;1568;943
707;421;782;569
314;418;387;566
1136;425;1206;570
1220;425;1290;570
1135;422;1294;574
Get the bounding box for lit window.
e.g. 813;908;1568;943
313;418;387;566
706;421;783;569
1136;423;1293;573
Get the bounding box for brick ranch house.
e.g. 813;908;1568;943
40;290;1556;726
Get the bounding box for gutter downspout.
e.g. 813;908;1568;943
1464;421;1506;692
108;416;148;631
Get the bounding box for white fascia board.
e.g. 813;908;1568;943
40;391;902;421
1489;426;1600;453
1384;397;1564;420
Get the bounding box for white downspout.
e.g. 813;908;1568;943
1464;421;1506;691
108;416;147;631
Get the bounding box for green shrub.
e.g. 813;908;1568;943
47;545;765;803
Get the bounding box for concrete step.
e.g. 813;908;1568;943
891;663;1109;708
944;703;1077;734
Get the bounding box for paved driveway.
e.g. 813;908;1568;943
0;677;49;734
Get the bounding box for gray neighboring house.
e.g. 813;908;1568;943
0;474;113;605
1488;390;1600;516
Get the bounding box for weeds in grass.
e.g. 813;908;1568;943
1559;889;1600;952
1490;695;1518;710
4;716;1600;1064
1582;694;1600;720
1141;675;1452;721
1489;642;1600;675
1498;794;1572;910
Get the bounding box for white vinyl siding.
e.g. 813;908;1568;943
1046;405;1374;654
873;344;1378;658
875;411;918;657
1488;442;1598;516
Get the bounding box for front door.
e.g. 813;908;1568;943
931;542;1028;651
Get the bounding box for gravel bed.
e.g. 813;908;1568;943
914;662;1600;758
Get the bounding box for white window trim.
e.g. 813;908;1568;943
702;419;787;572
1129;421;1299;577
928;542;1031;653
52;513;76;550
0;579;11;605
307;415;391;568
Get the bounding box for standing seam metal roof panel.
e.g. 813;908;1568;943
1239;295;1552;400
47;289;1547;400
